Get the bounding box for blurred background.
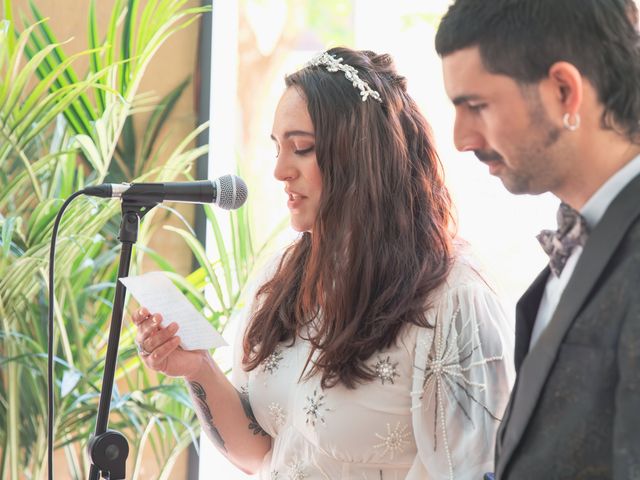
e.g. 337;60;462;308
2;0;602;478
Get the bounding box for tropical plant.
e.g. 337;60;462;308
0;0;229;478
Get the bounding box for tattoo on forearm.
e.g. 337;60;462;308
188;381;227;452
237;389;268;436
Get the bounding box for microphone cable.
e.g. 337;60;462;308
48;189;87;480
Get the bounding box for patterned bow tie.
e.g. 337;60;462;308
536;202;590;277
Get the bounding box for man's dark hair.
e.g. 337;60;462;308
435;0;640;142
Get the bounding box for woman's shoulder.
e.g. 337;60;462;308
425;243;513;333
397;244;504;344
438;243;496;299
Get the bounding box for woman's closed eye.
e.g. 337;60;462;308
294;145;315;155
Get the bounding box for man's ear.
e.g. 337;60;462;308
547;61;583;115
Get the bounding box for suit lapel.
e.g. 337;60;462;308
497;173;640;478
514;269;549;371
495;268;548;458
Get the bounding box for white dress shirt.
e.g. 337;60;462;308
529;153;640;349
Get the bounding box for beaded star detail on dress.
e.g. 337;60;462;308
416;305;504;480
306;52;383;103
304;389;330;427
269;402;287;427
262;348;283;374
287;459;308;480
374;355;400;385
373;422;411;459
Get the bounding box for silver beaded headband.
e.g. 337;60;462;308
305;52;383;103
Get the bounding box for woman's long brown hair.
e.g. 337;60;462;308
243;47;454;389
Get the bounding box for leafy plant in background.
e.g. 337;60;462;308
0;0;278;478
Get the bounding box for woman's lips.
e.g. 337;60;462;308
287;192;306;209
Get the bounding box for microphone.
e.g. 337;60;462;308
83;175;248;210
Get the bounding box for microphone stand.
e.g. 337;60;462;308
88;197;158;480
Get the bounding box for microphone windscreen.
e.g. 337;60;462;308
217;174;248;210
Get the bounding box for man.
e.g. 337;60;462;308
435;1;640;479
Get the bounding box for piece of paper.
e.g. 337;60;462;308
120;271;227;350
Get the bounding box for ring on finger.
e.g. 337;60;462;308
135;339;152;357
135;311;152;325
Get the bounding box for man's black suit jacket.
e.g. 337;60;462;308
495;173;640;479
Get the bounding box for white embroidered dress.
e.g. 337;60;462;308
231;259;514;480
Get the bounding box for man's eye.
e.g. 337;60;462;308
468;104;486;113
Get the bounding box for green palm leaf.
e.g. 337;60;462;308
1;0;212;476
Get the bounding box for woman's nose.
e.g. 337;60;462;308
273;154;297;181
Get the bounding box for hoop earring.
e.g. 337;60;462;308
563;112;581;131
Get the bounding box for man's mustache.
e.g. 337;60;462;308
474;150;503;162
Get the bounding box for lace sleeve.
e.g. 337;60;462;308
229;301;252;391
407;277;515;480
229;253;283;391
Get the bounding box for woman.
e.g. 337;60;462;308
132;47;514;479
